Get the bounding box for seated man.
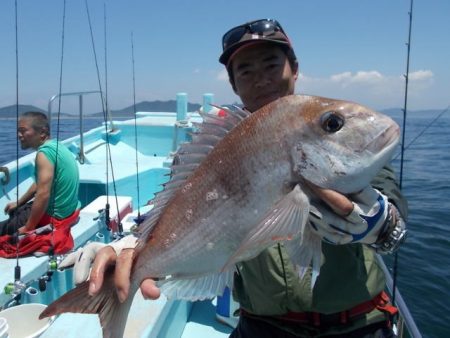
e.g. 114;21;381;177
0;111;80;257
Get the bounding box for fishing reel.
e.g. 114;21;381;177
3;279;26;308
3;280;25;296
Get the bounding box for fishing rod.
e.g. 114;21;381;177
46;0;68;261
84;0;123;236
392;0;414;317
103;2;111;231
8;0;66;301
398;0;413;191
13;0;21;286
131;32;143;224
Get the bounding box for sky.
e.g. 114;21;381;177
0;0;449;114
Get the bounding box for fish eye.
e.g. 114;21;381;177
320;111;344;133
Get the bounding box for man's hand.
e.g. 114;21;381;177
17;226;28;235
59;242;107;284
59;235;160;302
4;202;18;215
89;246;160;302
307;184;397;246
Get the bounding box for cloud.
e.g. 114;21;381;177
408;70;433;81
330;71;384;86
212;68;436;109
298;69;434;109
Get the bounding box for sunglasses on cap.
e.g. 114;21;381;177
222;19;287;50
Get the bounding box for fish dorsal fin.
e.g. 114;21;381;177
136;105;250;243
157;268;235;301
221;184;311;271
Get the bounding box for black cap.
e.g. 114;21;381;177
219;20;295;66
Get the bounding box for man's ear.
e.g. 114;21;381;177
231;81;238;94
293;62;299;81
227;66;238;93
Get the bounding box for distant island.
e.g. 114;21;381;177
0;104;47;118
0;100;202;119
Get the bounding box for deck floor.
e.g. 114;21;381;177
182;300;233;338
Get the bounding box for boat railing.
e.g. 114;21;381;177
47;90;113;164
376;254;422;338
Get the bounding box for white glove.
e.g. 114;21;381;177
59;235;138;285
308;186;392;245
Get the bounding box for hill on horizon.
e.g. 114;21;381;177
0;104;46;118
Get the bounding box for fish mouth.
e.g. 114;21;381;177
364;122;400;154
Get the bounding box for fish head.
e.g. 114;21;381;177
290;95;400;193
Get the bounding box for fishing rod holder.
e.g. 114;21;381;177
38;273;51;292
93;207;108;228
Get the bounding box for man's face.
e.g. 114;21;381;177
231;43;298;112
18;118;43;150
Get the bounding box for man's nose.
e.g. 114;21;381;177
254;73;270;88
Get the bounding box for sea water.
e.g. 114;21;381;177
0;114;449;338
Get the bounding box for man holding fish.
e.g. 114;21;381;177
51;19;407;338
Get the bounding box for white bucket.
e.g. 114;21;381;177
0;317;9;338
0;304;54;338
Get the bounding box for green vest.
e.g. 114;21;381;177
233;165;408;336
36;140;80;219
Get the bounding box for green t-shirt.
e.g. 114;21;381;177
36;140;80;219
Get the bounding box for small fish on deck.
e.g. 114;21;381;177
39;94;400;338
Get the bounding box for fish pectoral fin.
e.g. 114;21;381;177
222;184;311;270
284;223;323;289
157;268;235;301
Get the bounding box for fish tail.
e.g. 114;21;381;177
39;268;134;338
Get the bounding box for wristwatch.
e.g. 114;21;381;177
370;203;407;254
